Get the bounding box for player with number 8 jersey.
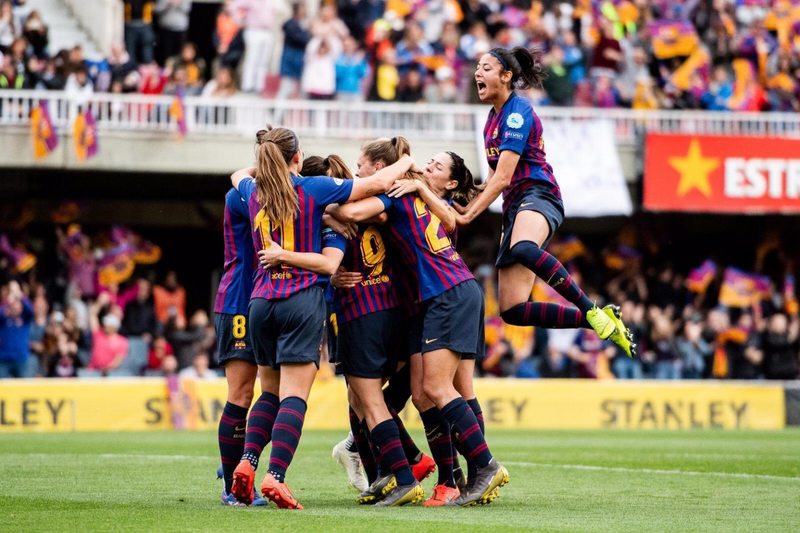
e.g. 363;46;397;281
213;186;266;507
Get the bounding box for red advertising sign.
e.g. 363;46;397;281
644;134;800;213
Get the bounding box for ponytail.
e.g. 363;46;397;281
299;154;353;180
445;151;480;203
254;126;299;226
322;154;353;180
489;46;546;90
361;136;420;180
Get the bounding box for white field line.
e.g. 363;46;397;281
504;461;800;482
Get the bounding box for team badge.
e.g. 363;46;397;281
507;112;524;129
492;127;498;139
234;340;247;350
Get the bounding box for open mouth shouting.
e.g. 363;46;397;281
476;80;487;98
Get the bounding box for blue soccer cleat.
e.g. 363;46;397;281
221;490;246;507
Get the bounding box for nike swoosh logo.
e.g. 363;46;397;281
520;202;533;207
425;338;438;344
234;425;246;432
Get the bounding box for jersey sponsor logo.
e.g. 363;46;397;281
504;131;525;140
234;340;247;350
507;112;524;129
271;271;293;280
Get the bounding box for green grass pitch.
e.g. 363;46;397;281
1;429;799;532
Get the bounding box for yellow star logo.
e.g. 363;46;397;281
669;139;719;197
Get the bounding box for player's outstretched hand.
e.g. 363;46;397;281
331;267;362;289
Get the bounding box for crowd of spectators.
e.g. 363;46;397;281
471;231;800;381
0;217;220;379
2;219;798;381
1;1;798;111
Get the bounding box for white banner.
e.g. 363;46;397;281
480;118;632;217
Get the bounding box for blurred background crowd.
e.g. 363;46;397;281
0;0;798;110
2;210;798;380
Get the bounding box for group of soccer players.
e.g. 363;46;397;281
212;46;635;510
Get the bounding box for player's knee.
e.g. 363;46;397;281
510;239;541;262
228;385;254;407
500;303;526;326
421;379;449;407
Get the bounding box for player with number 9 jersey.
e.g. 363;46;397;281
228;127;415;510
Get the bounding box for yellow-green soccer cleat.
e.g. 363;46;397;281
374;481;424;507
602;305;637;358
357;474;396;505
452;459;509;507
586;305;616;340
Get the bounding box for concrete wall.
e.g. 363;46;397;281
1;126;638;182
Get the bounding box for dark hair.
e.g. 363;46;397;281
302;154;353;180
489;46;546;89
444;151;480;202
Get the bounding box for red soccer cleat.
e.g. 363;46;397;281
230;460;255;505
422;484;460;507
261;472;303;510
411;453;436;482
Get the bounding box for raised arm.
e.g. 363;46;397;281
388;179;456;232
346;155;414;202
230;166;256;190
456;151;518;225
258;245;345;276
327;196;387;223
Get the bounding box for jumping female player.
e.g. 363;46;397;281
330;144;509;508
461;47;635;356
229;127;415;509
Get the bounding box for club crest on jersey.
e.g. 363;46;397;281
234;340;247;350
507;112;524;129
492;126;498;139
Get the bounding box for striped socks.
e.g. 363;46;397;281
267;396;307;483
420;408;456;488
501;302;589;329
241;392;279;470
370;419;415;486
218;402;248;493
441;398;492;469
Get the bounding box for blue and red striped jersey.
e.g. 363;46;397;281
334;223;400;322
238;175;354;300
214;188;256;315
483;92;561;211
378;194;473;302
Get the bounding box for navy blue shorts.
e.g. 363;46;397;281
496;185;564;268
421;279;485;359
401;313;423;359
248;287;326;369
338;308;404;379
215;313;256;366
